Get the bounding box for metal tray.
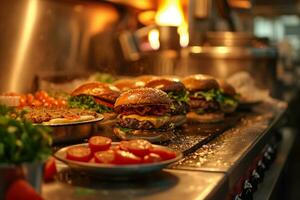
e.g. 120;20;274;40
54;142;182;177
45;115;104;144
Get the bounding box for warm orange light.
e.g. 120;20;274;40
155;0;183;26
148;29;160;50
149;0;189;49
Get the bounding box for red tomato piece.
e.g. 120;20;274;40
26;94;34;106
143;153;163;163
19;95;27;107
43;157;57;182
114;150;142;165
126;139;152;157
35;90;48;100
88;136;112;153
119;141;129;151
66;146;92;162
32;100;42;107
5;179;43;200
149;147;177;160
94;98;114;109
94;150;115;164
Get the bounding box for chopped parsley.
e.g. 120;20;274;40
68;95;113;113
0;105;52;164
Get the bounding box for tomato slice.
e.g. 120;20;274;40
119;141;129;151
88;136;112;153
94;150;115;164
94;97;114;109
149;147;177;160
126;139;152;157
66;146;92;162
114;150;142;165
143;153;163;163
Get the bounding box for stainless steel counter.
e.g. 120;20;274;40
42;99;289;200
43;169;227;200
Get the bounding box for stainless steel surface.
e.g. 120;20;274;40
54;143;182;176
48;115;103;144
0;162;43;199
205;31;253;46
254;128;295;200
172;99;287;188
0;0;119;93
42;168;228;200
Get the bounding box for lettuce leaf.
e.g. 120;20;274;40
167;91;189;105
68;95;113;113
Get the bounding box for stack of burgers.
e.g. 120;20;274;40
68;74;239;142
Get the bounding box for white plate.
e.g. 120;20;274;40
54;142;182;176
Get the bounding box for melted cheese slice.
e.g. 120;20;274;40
121;115;170;128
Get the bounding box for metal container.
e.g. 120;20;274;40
0;162;43;199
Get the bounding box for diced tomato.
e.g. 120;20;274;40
94;150;115;164
149;147;177;160
58;99;67;107
114;150;142;165
19;95;27;107
88;136;112;153
126;139;152;157
5;179;43;200
94;98;114;109
26;94;34;105
32;100;42;107
35;90;48;100
43;157;57;182
66;146;92;162
119;141;129;151
143;153;163;163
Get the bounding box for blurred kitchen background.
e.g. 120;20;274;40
1;1;300;198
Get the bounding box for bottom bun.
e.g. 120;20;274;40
113;127;172;142
187;112;224;123
169;115;187;127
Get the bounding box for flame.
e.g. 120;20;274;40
149;0;189;49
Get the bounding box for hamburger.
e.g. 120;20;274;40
68;82;120;114
135;75;158;85
182;74;224;123
217;79;239;113
113;88;173;142
113;79;144;92
145;78;189;126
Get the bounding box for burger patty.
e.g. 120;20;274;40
115;104;169;116
189;98;219;112
171;101;189;115
117;117;171;130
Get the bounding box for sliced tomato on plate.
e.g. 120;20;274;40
125;139;152;157
149;147;177;160
143;153;163;163
89;136;112;152
114;150;142;165
66;146;92;162
94;150;115;164
119;141;129;151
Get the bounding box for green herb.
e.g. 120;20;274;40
195;108;205;114
0;105;52;164
167;91;189;105
68;95;113;113
89;73;115;83
193;89;219;101
118;126;133;133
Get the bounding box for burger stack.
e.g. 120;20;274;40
69;74;239;142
